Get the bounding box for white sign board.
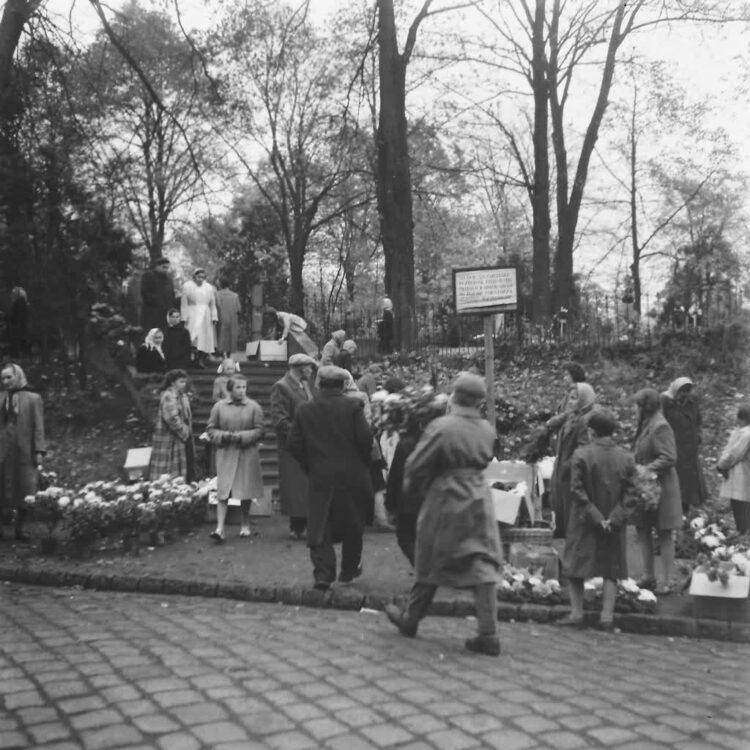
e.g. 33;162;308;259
453;266;518;314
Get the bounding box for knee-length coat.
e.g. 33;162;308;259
0;390;45;511
661;394;707;508
633;413;682;530
550;411;591;538
404;406;502;589
563;438;638;580
270;373;313;518
149;387;194;481
207;398;264;500
287;390;372;547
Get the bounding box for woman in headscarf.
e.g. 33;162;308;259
0;363;45;541
661;377;706;511
549;382;596;538
632;388;682;595
135;328;167;374
148;369;195;482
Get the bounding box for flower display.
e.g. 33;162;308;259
374;384;449;435
26;475;210;554
496;568;656;613
634;465;661;513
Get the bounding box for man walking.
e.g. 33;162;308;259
287;365;373;590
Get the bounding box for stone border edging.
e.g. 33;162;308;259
1;564;747;644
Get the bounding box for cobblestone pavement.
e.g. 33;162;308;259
1;584;749;750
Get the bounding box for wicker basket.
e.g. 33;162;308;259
502;527;554;546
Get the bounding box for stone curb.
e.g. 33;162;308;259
1;564;747;643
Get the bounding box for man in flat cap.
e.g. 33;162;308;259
287;365;374;590
320;330;346;366
270;354;317;540
384;372;504;656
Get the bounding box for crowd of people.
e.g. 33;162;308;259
1;291;750;657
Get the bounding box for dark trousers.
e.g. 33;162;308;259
731;499;750;534
289;516;307;534
309;519;363;585
396;513;417;567
404;581;498;636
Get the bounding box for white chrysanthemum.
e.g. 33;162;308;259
702;534;721;549
690;516;706;531
528;575;542;587
58;496;71;508
370;389;388;403
637;589;657;603
620;578;640;594
24;494;35;505
384;393;403;404
548;580;561;593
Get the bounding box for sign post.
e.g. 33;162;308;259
452;266;518;434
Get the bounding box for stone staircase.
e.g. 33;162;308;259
187;361;287;491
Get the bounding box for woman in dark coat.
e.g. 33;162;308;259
549;382;596;538
135;328;167;375
383;373;503;657
559;408;638;630
661;377;707;511
633;388;682;595
0;363;45;541
270;354;316;539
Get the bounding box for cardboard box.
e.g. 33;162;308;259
123;447;152;481
491;489;522;525
246;340;260;357
689;572;749;598
258;340;287;361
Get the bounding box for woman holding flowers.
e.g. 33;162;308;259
207;374;264;541
149;369;195;483
0;363;45;541
549;382;596;538
558;409;638;631
632;388;682;595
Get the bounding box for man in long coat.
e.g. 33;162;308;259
384;372;503;657
215;279;241;356
207;374;264;540
287;365;373;590
270;354;316;540
141;257;176;332
0;363;45;541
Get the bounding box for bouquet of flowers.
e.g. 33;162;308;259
372;384;450;435
634;465;661;512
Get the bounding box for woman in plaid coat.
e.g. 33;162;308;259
148;369;195;481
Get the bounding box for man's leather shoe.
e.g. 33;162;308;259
338;564;363;583
465;635;501;656
384;604;417;637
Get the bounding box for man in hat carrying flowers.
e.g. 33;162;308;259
287;365;373;590
384;372;504;656
270;353;317;540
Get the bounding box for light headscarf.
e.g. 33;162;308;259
664;377;693;400
1;363;28;390
217;358;239;375
144;329;165;357
574;383;596;413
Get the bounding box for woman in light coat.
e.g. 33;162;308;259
207;374;264;541
717;402;750;533
0;363;45;541
383;373;503;657
181;268;218;365
148;369;194;482
632;388;682;595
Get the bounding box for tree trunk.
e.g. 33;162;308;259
288;233;306;317
629;96;642;315
530;0;550;322
376;0;418;351
550;0;627;312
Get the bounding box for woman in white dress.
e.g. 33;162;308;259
181;268;218;366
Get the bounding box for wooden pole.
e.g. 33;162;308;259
484;314;496;433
